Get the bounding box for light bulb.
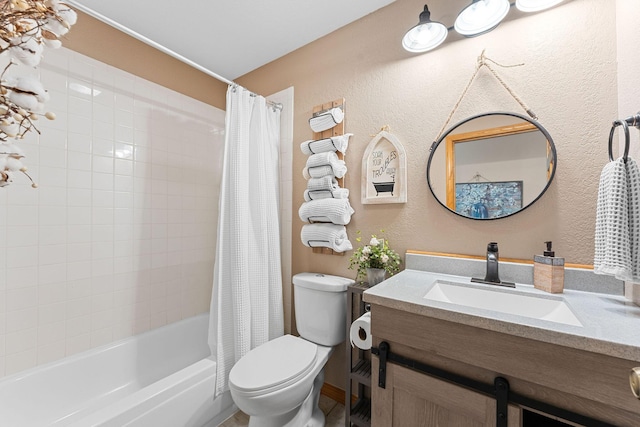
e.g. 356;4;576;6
516;0;565;12
454;0;510;37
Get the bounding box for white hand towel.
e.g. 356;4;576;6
302;152;347;179
307;175;340;192
299;198;354;225
301;223;353;252
309;107;344;133
627;158;640;280
300;133;353;155
304;187;350;202
594;157;637;281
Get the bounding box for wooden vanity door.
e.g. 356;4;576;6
372;359;521;427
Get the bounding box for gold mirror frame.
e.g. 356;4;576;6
445;121;539;210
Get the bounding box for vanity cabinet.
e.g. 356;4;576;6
373;360;521;426
369;304;640;427
346;283;372;427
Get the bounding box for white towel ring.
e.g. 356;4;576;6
609;119;630;162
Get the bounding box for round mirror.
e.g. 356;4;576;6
426;112;556;220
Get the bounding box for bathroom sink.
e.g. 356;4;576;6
423;280;583;327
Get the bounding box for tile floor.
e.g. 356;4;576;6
218;394;345;426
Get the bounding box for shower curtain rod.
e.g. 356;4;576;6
65;1;283;111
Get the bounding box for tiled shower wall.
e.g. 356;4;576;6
0;47;225;377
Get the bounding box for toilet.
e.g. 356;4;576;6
229;272;354;427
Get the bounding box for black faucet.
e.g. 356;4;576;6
471;242;515;288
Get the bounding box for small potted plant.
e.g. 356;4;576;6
348;230;401;285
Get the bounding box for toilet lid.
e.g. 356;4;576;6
229;335;318;393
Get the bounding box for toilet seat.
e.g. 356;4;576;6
229;335;318;396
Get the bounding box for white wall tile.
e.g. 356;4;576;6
67;170;91;189
37;340;66;365
38;263;67;285
6;268;37;291
93;137;114;157
39;226;66;246
5;348;36;375
7;206;38;227
67;133;92;154
0;47;226;380
67;113;92;136
5;307;38;333
93;156;114;174
6;226;38;248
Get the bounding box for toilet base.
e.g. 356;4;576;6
248;369;326;427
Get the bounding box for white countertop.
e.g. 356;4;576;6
363;269;640;361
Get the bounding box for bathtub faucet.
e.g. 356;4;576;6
471;242;515;288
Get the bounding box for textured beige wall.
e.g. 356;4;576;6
64;11;227;109
238;0;619;390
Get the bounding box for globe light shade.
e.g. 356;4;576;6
402;5;448;53
454;0;510;37
515;0;565;12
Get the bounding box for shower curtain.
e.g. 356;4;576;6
209;85;284;397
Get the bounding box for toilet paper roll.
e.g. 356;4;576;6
349;312;372;350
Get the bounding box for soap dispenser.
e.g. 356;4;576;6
533;241;565;293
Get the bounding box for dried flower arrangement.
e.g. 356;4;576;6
0;0;77;187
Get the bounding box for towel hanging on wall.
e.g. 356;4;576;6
594;156;640;281
300;133;353;155
308;107;344;132
302;152;347;179
299;198;354;225
304;187;349;202
301;223;353;252
307;175;340;193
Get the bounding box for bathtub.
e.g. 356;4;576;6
0;313;236;427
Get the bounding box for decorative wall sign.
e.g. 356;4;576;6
361;130;407;204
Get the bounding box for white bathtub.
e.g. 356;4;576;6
0;313;236;427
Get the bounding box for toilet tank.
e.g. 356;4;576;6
293;273;354;347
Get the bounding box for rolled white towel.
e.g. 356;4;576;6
302;152;347;179
309;107;344;133
299;198;354;225
300;133;353;155
304;187;350;202
307;175;340;192
301;223;353;252
303;165;334;180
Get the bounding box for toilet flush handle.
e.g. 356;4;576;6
630;368;640;399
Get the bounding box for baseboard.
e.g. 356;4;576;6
320;383;346;405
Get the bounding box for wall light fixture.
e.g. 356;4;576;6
403;1;566;52
401;5;448;52
454;0;510;37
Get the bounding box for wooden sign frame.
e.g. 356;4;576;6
361;130;407;204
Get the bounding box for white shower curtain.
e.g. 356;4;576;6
209;85;284;397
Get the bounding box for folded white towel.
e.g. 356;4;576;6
594;157;640;281
304;187;350;202
303;152;347;179
300;133;353;155
309;107;344;133
301;223;353;252
299;198;354;225
307;176;340;192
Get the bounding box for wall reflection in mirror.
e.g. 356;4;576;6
427;112;556;220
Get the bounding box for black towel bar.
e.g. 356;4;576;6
608;119;630;162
